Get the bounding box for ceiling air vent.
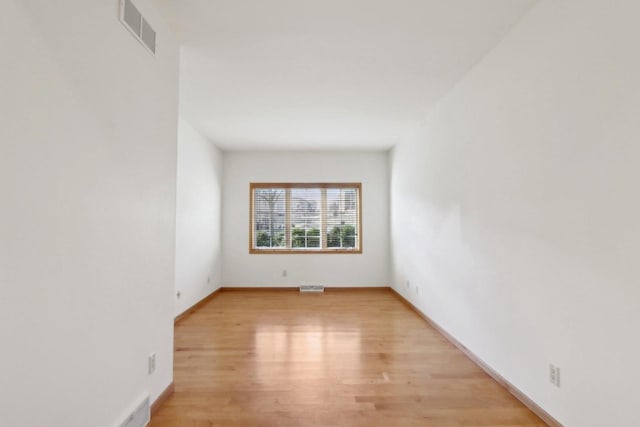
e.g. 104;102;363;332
119;0;156;56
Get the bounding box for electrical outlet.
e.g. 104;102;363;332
282;269;287;277
207;276;210;284
148;353;156;375
416;285;419;294
176;290;181;299
549;364;560;387
406;280;410;289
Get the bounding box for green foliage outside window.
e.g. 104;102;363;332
256;231;284;247
258;226;355;249
292;227;320;248
327;225;356;248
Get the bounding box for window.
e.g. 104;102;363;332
250;183;362;254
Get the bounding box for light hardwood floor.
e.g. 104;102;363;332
150;289;545;426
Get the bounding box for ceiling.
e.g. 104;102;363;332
153;0;537;151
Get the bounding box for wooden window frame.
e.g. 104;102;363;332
249;182;363;254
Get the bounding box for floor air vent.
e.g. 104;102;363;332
119;394;150;427
300;284;325;292
119;0;156;55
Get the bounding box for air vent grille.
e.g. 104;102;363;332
300;284;325;293
119;394;150;427
120;0;156;55
123;0;142;35
140;18;156;53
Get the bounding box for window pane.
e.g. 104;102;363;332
251;184;361;253
290;188;321;249
326;188;358;249
253;188;285;248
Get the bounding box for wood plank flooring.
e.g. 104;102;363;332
150;289;545;426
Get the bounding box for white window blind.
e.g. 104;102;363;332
250;183;362;253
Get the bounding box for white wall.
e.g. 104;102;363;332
174;118;223;316
390;1;640;426
222;151;389;287
0;1;179;426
